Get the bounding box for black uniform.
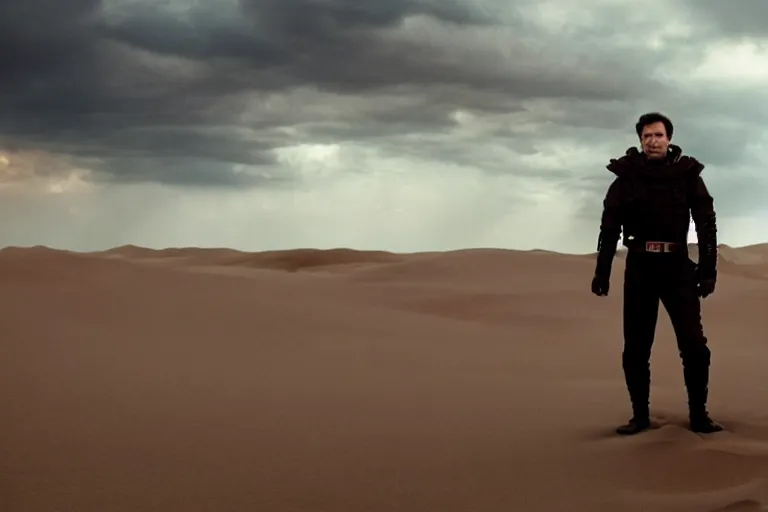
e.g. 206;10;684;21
591;144;721;435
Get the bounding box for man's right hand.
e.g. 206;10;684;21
591;274;610;296
694;264;716;298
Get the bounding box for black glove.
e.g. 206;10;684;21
695;211;718;299
698;278;715;298
591;274;610;296
693;261;716;298
697;276;716;298
592;230;617;298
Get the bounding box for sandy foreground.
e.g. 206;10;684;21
2;244;768;512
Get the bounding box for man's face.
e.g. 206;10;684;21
640;121;670;159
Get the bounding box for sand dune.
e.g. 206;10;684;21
2;243;768;511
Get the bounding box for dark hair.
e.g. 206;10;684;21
635;112;673;139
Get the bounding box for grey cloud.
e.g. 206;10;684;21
680;0;768;38
241;0;497;31
0;0;644;187
87;156;287;187
0;0;765;198
100;0;653;101
0;0;99;50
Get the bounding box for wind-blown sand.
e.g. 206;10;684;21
2;244;768;512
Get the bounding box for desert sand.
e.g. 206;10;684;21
2;244;768;512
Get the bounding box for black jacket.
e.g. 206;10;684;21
594;144;718;279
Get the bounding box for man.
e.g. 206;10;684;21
591;112;721;435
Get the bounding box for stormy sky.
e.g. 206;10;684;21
1;0;766;253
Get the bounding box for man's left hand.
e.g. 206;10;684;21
591;274;610;296
698;278;716;298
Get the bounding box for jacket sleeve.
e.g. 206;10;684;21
594;178;623;277
690;176;718;278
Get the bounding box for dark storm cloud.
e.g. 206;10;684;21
99;0;654;100
0;0;278;186
0;0;765;191
0;0;682;187
0;1;98;56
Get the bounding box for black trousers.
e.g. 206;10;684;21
621;251;712;418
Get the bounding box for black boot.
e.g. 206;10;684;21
617;353;651;435
616;415;651;435
689;412;723;433
684;355;722;434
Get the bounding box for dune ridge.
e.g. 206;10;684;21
2;242;768;511
6;241;768;273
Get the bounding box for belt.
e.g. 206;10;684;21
635;241;683;253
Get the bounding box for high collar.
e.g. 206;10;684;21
605;144;703;178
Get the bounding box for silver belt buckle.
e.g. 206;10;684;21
645;241;664;253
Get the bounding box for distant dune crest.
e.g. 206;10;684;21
2;243;768;277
